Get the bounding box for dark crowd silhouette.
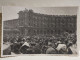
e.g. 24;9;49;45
3;32;77;55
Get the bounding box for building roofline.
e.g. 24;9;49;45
3;19;18;22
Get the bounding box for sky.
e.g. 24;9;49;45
2;6;78;21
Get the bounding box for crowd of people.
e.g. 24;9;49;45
3;32;77;55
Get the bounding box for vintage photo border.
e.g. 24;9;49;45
0;6;79;57
0;13;2;57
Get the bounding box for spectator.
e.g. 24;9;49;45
46;44;57;54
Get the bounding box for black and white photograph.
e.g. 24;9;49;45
2;6;78;56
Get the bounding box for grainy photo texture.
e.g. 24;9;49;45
2;7;77;56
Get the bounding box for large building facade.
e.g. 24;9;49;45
3;9;77;37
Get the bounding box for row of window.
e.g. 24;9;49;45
28;29;75;34
28;22;76;28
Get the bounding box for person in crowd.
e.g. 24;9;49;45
11;41;21;54
19;38;30;54
56;43;68;54
27;43;35;54
3;43;11;55
67;40;77;54
42;45;48;54
46;43;57;54
27;42;41;54
67;43;73;54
